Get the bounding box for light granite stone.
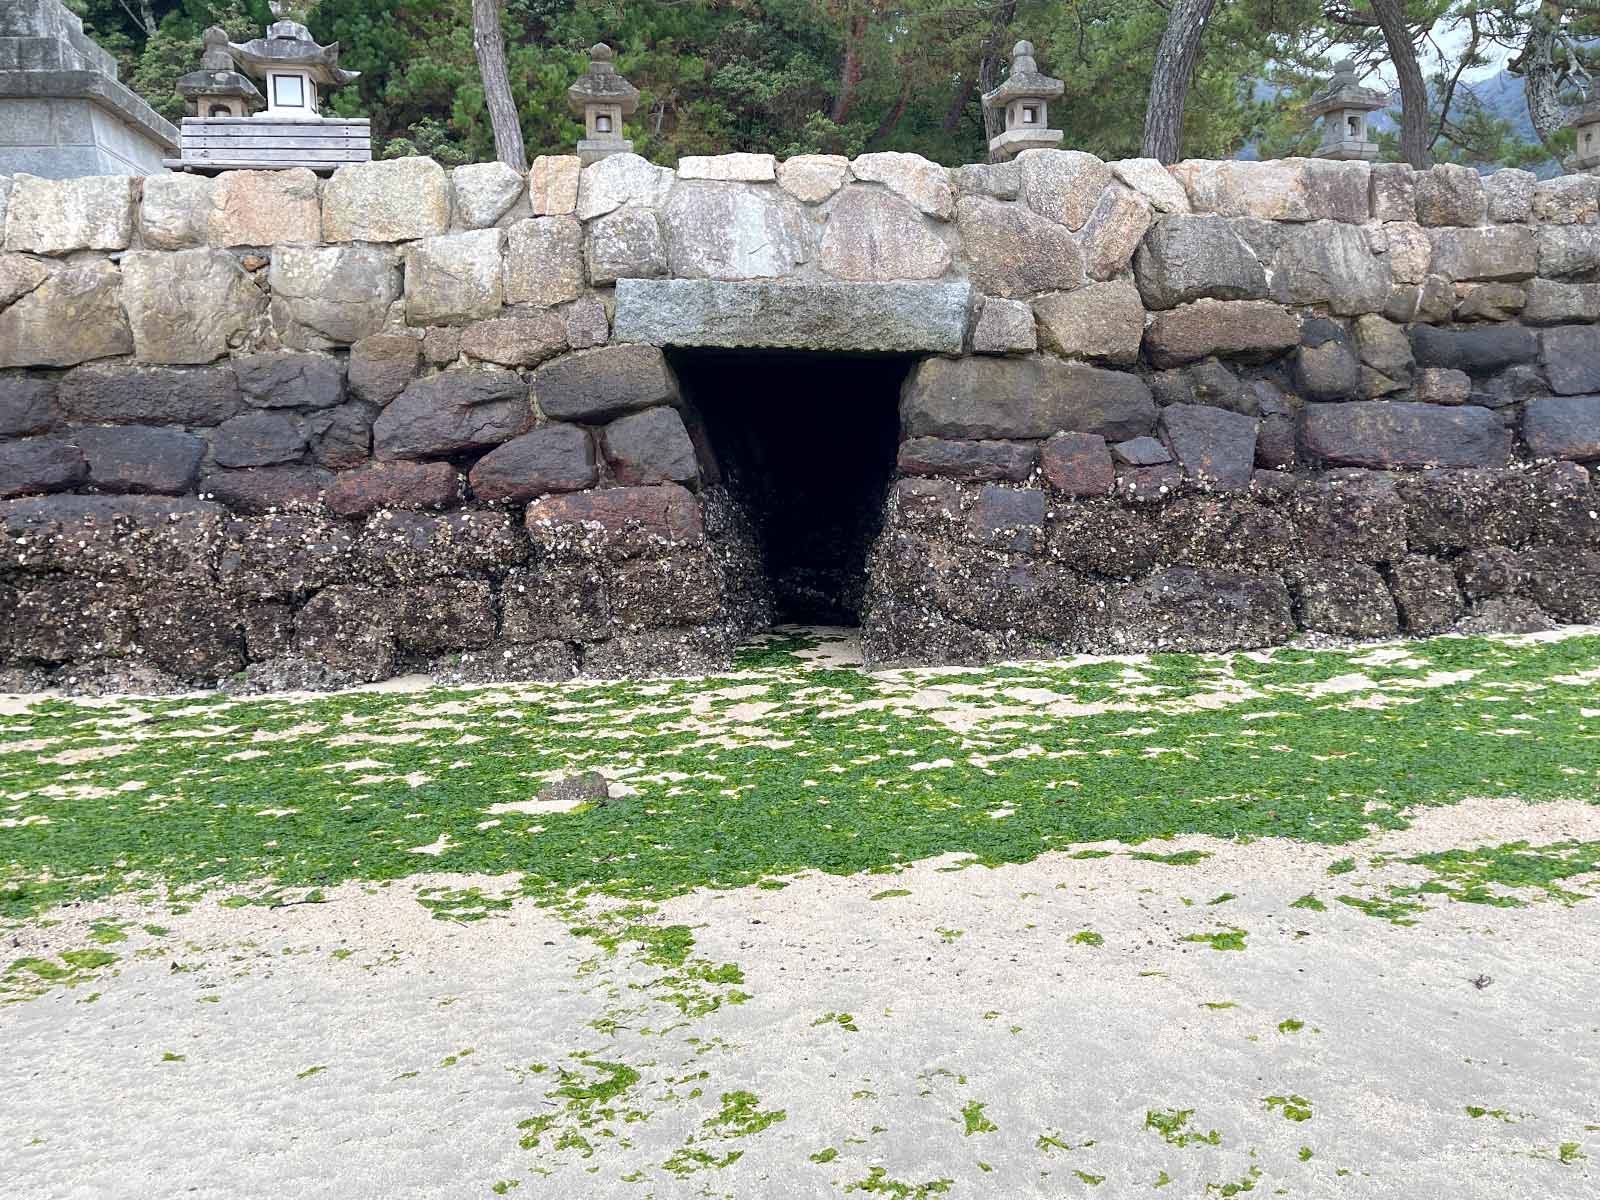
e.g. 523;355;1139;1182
404;229;504;324
818;187;951;281
503;217;585;307
269;245;401;350
585;206;667;286
208;169;321;247
1017;148;1111;230
777;154;850;204
661;182;814;280
1109;159;1189;214
575;154;675;221
850;152;954;220
139;174;213;250
528;156;581;216
0;260;131;367
1033;281;1144;366
678;153;776;182
452;161;526;229
121;248;267;365
3;174;134;253
324;157;451;243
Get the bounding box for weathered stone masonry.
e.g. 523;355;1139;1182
0;150;1598;691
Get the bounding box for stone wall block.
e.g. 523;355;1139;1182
1532;175;1598;225
1016;149;1110;231
584;206;666;286
1109;159;1189;214
0;253;49;307
1300;401;1508;468
324;157;451;243
1537;225;1600;279
1301;160;1371;223
952;162;1020;202
1033;281;1143;365
373;369;532;460
1288;562;1398;637
404;228;504;325
1521;278;1600;325
76;425;204;494
460;314;568;368
851;151;956;220
1039;432;1114;496
575;154;675;221
208;169;321;247
1169;159;1317;222
3;174;134;253
1370;162;1416;222
1101;566;1293;651
818;186;950;281
662;182;814;280
955;196;1084;298
502;215;585;307
1077;183;1152;280
1383;222;1431;284
1411;324;1537;373
1414;163;1487;227
1524;395;1600;462
57;362;242;426
0;436;85;498
211;410;307;468
1271;221;1391;315
234;351;345;409
202;465;331;513
451;161;526;229
348;334;420;406
1134;213;1267;309
269;244;400;349
896;437;1037;482
1143;299;1299;368
0;376;57;437
468;423;597;502
140;174;213;250
525;483;704;550
900;355;1155;441
679;153;776;182
970;296;1036;354
326;460;460;517
528;155;581;216
0;260;131;368
1426;225;1536;282
601;406;701;487
777;154;849;204
121;248;266;365
1485;169;1535;223
1540;326;1600;396
534;344;680;423
307;404;373;470
1159;403;1256;492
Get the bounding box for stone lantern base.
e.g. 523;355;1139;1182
577;135;633;165
988;127;1064;161
1313;138;1380;162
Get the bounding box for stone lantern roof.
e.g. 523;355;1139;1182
1303;59;1387;119
176;26;263;108
981;41;1064;109
567;43;639;118
227;20;358;88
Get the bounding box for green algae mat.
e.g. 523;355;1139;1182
3;630;1599;921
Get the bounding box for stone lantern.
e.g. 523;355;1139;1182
1304;59;1387;161
569;43;639;164
224;11;359;120
1567;87;1600;171
981;40;1064;161
176;26;263;119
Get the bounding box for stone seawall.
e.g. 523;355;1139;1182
0;151;1597;691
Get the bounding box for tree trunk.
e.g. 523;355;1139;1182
977;1;1018;144
1142;0;1218;164
831;11;869;125
472;0;526;172
139;1;157;38
943;77;976;134
1370;0;1430;167
1521;3;1571;152
870;77;911;145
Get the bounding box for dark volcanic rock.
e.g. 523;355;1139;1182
534;345;680;423
502;561;611;641
348;333;421;406
1112;436;1171;466
1153;496;1294;570
0;494;225;584
201;465;330;513
218;515;357;599
326;461;461;517
57;363;244;427
0;437;85;499
1291;475;1408;563
1051;503;1156;577
307;404;373;470
77;425;205;494
373;370;533;461
1524;395;1600;462
1398;469;1536;554
1300;402;1507;469
601;406;701;487
1159;404;1257;492
359;511;528;583
469;424;598;502
1523;546;1600;622
0;376;59;437
901;356;1156;442
211;410;306;468
1255;412;1297;470
294;585;398;681
1540;326;1600;396
395;582;497;654
234;351;346;409
1040;432;1113;496
898;437;1037;482
1101;567;1294;652
138;590;245;682
1286;561;1399;636
1410;324;1537;373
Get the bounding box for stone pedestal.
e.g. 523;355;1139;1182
0;0;177;177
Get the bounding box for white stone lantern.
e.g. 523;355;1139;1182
569;43;639;165
981;41;1064;161
225;15;359;120
1304;59;1387;161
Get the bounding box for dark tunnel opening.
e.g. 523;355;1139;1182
670;349;912;626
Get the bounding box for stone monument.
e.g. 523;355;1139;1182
569;43;638;165
0;0;177;177
1304;59;1387;161
981;40;1064;161
1567;86;1600;172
